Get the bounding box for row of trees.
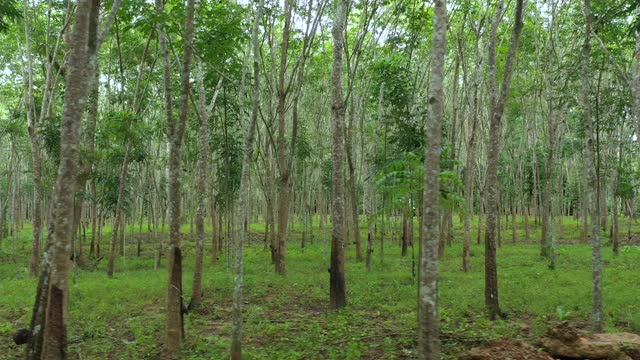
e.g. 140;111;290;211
1;0;639;358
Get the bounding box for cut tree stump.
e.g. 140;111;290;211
540;323;640;360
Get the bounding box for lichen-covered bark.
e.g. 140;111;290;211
329;0;348;310
26;0;97;357
417;1;445;358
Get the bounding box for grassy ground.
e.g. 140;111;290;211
1;216;640;359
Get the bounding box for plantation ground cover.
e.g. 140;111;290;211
1;217;639;359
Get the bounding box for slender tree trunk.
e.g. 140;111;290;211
511;204;516;243
612;126;622;256
462;80;479;270
483;0;525;321
581;165;589;243
402;212;409;257
541;106;558;257
20;2;43;277
329;0;348;310
265;141;277;263
107;146;131;278
274;0;294;275
89;180;97;257
98;211;104;258
524;204;530;241
189;60;210;310
346;98;363;261
366;83;383;271
0;142;14;251
581;0;603;332
159;0;196;355
477;204;483;245
211;191;218;265
418;0;446;357
231;28;261;360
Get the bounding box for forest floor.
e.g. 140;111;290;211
1;217;640;359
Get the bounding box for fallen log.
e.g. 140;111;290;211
540;323;640;360
458;339;553;360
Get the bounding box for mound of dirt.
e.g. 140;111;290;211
457;339;553;360
540;323;640;360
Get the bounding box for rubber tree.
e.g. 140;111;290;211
418;0;446;358
160;0;196;355
26;1;99;357
230;0;263;357
483;0;525;321
329;0;348;310
581;0;603;333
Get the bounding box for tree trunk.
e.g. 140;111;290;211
273;0;294;275
159;0;196;354
402;213;409;257
346;98;363;261
26;0;98;357
418;0;446;358
0;142;15;253
20;3;43;277
189;60;211;310
581;0;603;333
366;83;383;271
612;126;622;256
107;146;131;278
329;0;348;310
462;107;477;270
89;179;97;257
541;107;558;257
231;12;261;353
483;0;525;321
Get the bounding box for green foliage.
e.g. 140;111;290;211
616;164;636;200
375;150;464;215
0;0;20;33
0;112;24;140
39;114;62;164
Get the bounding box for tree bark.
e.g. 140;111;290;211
274;0;294;275
159;0;196;355
346;99;363;261
541;106;559;257
581;0;603;333
418;0;446;358
190;60;223;309
463;28;482;271
20;2;43;277
230;2;263;357
26;0;97;357
483;0;525;321
329;0;348;310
